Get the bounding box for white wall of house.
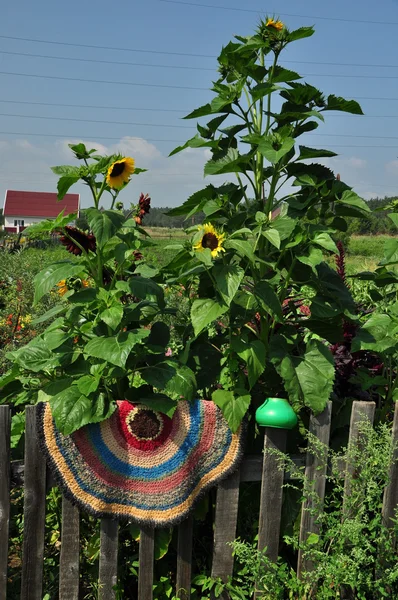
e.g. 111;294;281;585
4;215;45;228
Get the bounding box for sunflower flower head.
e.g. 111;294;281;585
193;223;225;258
57;280;69;296
266;17;284;30
59;226;96;256
106;156;135;189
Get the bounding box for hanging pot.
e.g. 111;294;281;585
255;397;297;430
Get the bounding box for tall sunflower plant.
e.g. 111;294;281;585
162;17;373;433
0;144;197;435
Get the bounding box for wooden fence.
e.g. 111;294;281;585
0;400;397;600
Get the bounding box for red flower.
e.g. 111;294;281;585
139;193;151;215
59;227;96;256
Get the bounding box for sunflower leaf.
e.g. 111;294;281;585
191;299;228;336
85;208;125;248
213;264;245;306
57;175;80;201
33;262;87;304
212;389;250;432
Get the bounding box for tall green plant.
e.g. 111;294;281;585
164;17;371;430
0;144;197;434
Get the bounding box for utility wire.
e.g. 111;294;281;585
4;34;398;69
0;130;397;148
0;99;187;113
6;50;398;77
0;112;194;129
0;70;207;90
0;99;398;118
156;0;398;25
3;71;398;102
4;113;398;140
0;50;216;72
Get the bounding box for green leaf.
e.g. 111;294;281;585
253;281;283;321
141;363;196;401
50;386;93;435
224;239;255;262
271;339;335;413
57;175;80;200
84;330;149;368
204;148;250;176
388;213;398;229
90;393;116;424
286;26;315;42
312;233;338;254
380;239;398;266
271;216;297;241
85;208;125;248
213;264;244;306
32;304;66;324
76;375;100;396
0;365;20;388
51;165;81;176
211;389;250;433
326;94;363;115
297;146;338;161
232;338;266;389
262;228;281;249
167;186;215;217
250;82;277;102
169;134;219;157
191;298;228;336
129;276;165;306
258;136;295;164
8;339;60;372
298;247;324;269
335;190;371;217
100;305;124;330
351;314;398;354
147;322;170;349
140;395;177;418
271;67;302;83
33;262;86;304
11;412;25;449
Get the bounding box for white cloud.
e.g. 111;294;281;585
385;160;398;176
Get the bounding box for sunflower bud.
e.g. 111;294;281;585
138;193;151;215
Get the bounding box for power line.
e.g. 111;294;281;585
1;99;398;119
0;130;398;148
0;50;216;72
2;34;398;70
0;34;216;59
0;113;195;129
0;70;208;90
0;99;187;113
0;131;184;142
3;50;398;80
156;0;398;25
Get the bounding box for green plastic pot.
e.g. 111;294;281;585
255;397;297;430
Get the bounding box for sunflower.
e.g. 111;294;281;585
193;224;225;258
266;18;284;30
106;157;135;189
57;280;69;296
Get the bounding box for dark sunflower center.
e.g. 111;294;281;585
129;410;161;439
201;232;218;251
110;162;125;177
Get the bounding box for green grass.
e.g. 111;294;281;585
348;235;394;259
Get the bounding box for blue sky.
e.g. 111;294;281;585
1;0;398;209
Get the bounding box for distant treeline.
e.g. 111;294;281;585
73;196;397;234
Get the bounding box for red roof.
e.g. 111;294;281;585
3;190;79;218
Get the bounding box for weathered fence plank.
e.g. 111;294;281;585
297;402;332;577
211;469;240;596
138;527;155;600
176;516;193;600
257;428;287;561
0;406;11;600
59;497;80;600
343;401;375;512
99;518;119;600
382;401;398;528
20;405;47;600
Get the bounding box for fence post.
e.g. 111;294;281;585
0;406;11;600
297;402;332;577
176;516;193;600
382;401;398;531
20;405;47;600
59;498;80;600
99;518;119;600
138;526;155;600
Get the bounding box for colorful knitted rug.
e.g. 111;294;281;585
37;399;245;526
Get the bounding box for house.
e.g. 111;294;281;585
2;190;80;233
